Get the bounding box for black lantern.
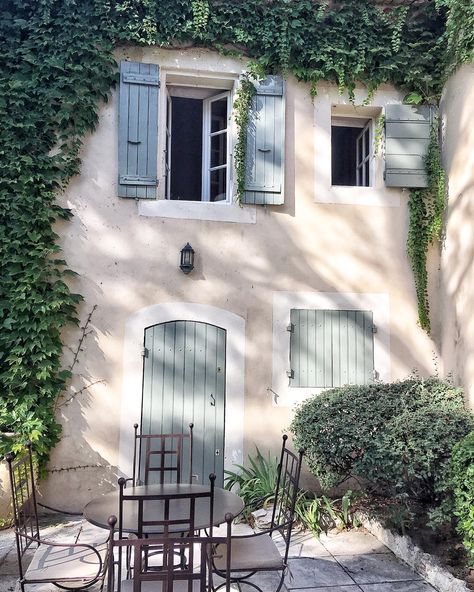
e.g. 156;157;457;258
179;243;195;274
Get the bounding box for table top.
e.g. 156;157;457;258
83;483;244;534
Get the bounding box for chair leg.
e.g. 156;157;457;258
214;569;287;592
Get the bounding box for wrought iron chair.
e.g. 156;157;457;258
117;473;216;575
106;512;233;592
6;443;108;592
213;435;304;592
132;423;194;485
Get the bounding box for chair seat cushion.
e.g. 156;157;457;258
121;578;201;592
214;534;284;572
25;542;107;585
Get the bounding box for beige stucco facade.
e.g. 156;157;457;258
438;64;474;410
39;47;441;510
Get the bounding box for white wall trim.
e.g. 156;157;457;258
138;199;257;223
272;291;391;407
119;303;245;477
314;85;405;207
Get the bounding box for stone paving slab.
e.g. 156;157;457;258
286;557;356;588
336;553;425;585
319;530;390;556
360;582;437;591
291;584;362;592
0;516;438;592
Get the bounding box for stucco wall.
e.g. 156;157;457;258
39;47;437;511
439;64;474;410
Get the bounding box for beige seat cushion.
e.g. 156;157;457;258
25;542;107;585
214;534;284;572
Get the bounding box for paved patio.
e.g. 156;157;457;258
0;514;436;592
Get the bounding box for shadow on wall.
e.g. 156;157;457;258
438;65;474;409
43;77;440;506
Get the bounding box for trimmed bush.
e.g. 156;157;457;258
290;378;473;506
451;431;474;564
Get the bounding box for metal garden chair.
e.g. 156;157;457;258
106;512;233;592
6;443;108;592
132;423;194;485
117;473;216;576
212;435;304;592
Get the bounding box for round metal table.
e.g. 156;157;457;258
83;483;244;534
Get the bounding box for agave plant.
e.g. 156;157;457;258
224;447;279;514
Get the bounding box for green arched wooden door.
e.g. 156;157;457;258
141;320;226;486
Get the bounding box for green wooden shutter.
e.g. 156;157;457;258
118;61;159;199
385;104;436;188
242;76;285;205
289;309;374;388
142;321;226;486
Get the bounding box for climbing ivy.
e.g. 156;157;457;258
407;120;446;333
0;0;472;465
233;74;256;203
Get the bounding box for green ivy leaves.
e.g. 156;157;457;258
407;121;446;333
0;0;466;467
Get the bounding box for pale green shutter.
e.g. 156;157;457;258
118;61;159;199
385;104;435;188
289;309;374;388
242;76;285;205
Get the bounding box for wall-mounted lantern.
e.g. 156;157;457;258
179;243;195;274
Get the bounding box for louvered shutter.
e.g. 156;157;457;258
385;104;436;188
118;61;159;199
242;76;285;205
289;310;374;388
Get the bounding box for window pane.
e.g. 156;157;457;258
211;132;227;168
210;168;226;201
211;98;227;133
364;128;370;158
364;160;370;186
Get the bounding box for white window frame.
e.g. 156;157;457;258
313;88;403;208
355;121;371;187
202;91;232;202
331;116;373;188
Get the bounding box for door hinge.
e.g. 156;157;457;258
286;323;294;333
286;369;294;379
141;347;149;358
373;369;379;380
372;324;377;333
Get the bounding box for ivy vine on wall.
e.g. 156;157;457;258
407;121;446;333
0;0;472;465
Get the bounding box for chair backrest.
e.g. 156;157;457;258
6;443;40;563
270;435;304;563
118;473;215;539
107;512;233;592
132;423;194;485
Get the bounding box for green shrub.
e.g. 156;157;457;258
224;448;279;514
451;431;474;564
290;378;473;508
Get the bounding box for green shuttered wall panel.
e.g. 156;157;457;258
385;104;435;188
142;321;226;487
290;309;374;388
118;61;159;199
242;76;285;205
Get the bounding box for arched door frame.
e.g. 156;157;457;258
118;303;245;478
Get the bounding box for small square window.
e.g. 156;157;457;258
331;116;372;187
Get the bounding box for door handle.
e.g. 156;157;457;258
210;394;215;407
258;147;271;152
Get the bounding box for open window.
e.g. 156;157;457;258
331;116;372;187
165;87;231;202
118;62;285;206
